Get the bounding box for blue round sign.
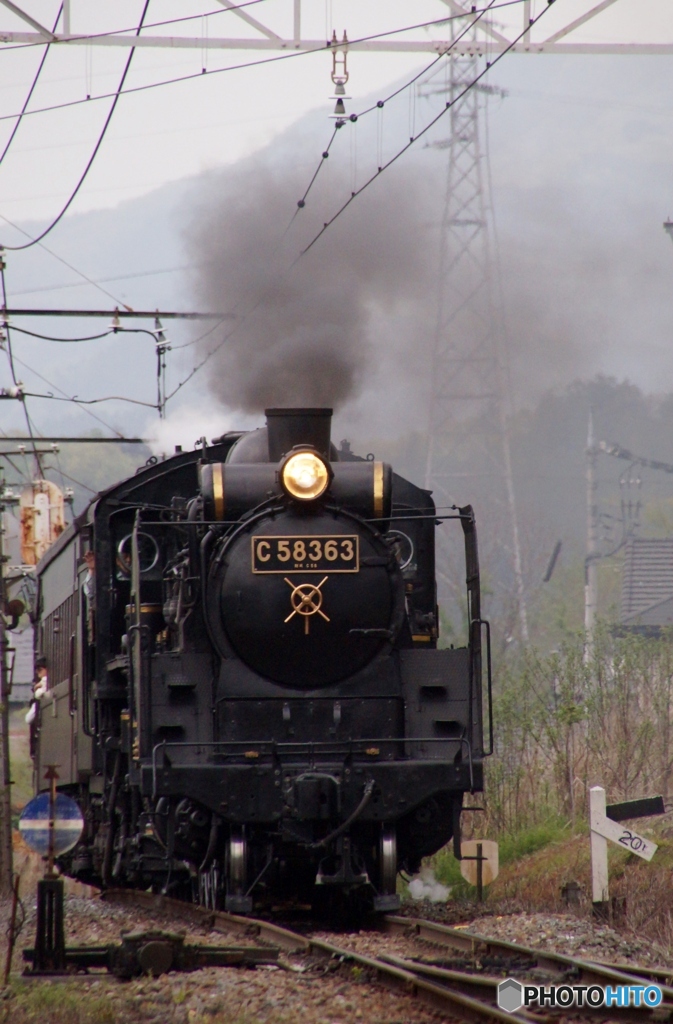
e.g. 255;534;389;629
19;792;84;857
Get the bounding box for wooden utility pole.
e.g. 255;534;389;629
0;475;14;892
584;412;598;658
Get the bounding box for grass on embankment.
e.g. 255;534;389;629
9;707;33;814
430;818;572;896
0;983;117;1024
426;815;673;952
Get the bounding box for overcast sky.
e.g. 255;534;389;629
0;1;672;452
0;1;671;223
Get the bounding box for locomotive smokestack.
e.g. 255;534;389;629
265;408;332;461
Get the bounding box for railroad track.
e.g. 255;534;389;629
381;915;673;1022
100;891;673;1023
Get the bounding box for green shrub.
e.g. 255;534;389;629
428;817;571;894
498;817;571;864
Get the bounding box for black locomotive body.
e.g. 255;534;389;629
32;408;491;913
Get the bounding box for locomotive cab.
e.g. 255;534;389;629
31;407;491;915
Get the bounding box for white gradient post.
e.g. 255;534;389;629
589;785;658;913
589;786;609;908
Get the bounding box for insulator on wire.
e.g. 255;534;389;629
329;30;351;119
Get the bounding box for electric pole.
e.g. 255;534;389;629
0;475;14;893
424;49;529;643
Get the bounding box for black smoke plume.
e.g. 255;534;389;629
185;156;437;413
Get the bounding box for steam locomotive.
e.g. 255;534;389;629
31;408;491;913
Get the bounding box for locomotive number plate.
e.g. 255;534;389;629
251;535;360;574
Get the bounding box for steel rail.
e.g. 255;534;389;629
381;953;671;1024
381;952;502;1002
100;890;525;1021
592;962;673;985
101;889;306;952
99;894;673;1020
383;916;673;1003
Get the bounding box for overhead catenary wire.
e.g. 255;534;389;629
0;261;43;477
0;431;30;484
1;0;153;251
0;214;132;309
9;260;210;298
295;0;499;211
0;1;536;127
7;324;114;343
42;462;98;496
6;325;165;343
0;0;540;419
0;0;274;55
52;443;70;514
7;350;131;437
24;391;159;410
0;4;63;167
0;441;99;496
165;6;506;393
298;1;557;258
295;125;340;210
163;0;554;408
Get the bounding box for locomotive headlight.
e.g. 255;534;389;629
281;449;331;501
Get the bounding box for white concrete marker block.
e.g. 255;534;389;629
589;786;609;904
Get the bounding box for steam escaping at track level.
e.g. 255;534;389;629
186;159;436;413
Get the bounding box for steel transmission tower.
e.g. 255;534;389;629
424;53;528;643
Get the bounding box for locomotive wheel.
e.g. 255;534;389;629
229;830;246;889
379;825;397;895
225;830;252;913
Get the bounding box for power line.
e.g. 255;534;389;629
43;463;98;496
2;314;219;418
0;214;132;308
0;431;30;484
298;1;556;258
295;125;340;210
24;391;159;410
168;7;497;397
0;5;63;166
0;1;532;127
163;1;552;407
0;1;538;415
10;261;203;298
164;8;498;396
2;0;152;251
0;260;43;476
166;0;507;385
2;307;231;319
2;436;145;443
8;325;113;342
295;0;498;211
7;349;129;437
8;324;175;343
0;0;273;55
